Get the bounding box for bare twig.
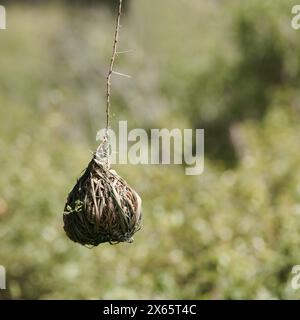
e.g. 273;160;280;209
116;49;134;56
106;0;123;133
112;71;132;78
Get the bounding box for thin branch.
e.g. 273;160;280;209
116;49;134;55
106;0;123;133
112;71;132;78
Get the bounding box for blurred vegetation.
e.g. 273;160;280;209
0;0;131;11
1;0;300;299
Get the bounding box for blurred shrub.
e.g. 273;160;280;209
1;0;131;12
164;1;299;167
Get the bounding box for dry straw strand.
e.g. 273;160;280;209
106;0;123;134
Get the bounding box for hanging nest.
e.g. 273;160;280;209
63;146;142;246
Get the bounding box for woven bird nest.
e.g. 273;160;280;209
63;144;142;246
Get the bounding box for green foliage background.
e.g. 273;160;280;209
1;0;300;299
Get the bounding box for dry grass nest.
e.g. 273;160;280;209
63;156;142;246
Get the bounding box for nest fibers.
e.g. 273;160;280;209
63;141;142;246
